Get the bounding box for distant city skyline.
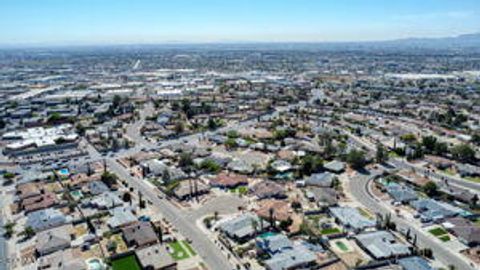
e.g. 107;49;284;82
0;0;479;46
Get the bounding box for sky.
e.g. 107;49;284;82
0;0;479;46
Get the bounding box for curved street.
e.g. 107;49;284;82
348;170;476;270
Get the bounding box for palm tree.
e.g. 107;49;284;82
251;219;258;236
269;208;275;230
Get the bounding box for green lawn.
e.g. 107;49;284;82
441;168;456;176
388;151;400;158
168;241;191;261
321;227;341;235
439;235;451;242
428;227;451;242
182;240;197;256
429;227;448;236
335;241;349;252
357;208;373;219
474;219;480;227
111;255;141;270
230;185;248;195
465;176;480;183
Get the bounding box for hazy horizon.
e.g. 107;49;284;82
1;0;479;47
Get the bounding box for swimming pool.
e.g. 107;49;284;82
86;258;105;270
58;168;70;175
70;190;83;200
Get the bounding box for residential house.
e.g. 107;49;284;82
210;172;248;189
329;207;376;232
136;244;177;270
35;225;73;256
21;192;58;214
37;249;87;270
218;213;267;243
269;160;293;173
456;164;480;178
86;180;110;195
398;256;433;270
250;180;286;200
17;182;42;200
305;173;335;188
90;192;123;209
107;207;137;228
172;180;209;201
26;208;67;232
256;234;292;255
386;183;418;204
122;221;158;247
324;160;346;173
443;217;480;247
354;231;411;260
227;159;254;174
256;200;294;222
262;236;317;270
307;187;338;207
410;199;462;223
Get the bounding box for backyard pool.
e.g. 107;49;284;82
70;190;84;200
86;258;105;270
58;168;70;175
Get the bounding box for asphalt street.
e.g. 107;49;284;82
349;170;476;270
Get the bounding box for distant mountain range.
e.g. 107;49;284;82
377;33;480;49
2;33;480;51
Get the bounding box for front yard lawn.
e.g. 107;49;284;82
429;227;447;236
230;185;248;195
321;227;341;235
465;176;480;183
439;235;451;242
168;241;191;261
335;240;349;252
182;240;196;256
428;227;451;242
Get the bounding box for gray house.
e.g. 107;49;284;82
36;225;72;256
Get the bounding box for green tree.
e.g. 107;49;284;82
299;154;323;176
421;136;437;153
208;118;218;130
162;169;171;183
179;153;193;168
47;112;63;123
3;222;15;238
3;172;15;180
19;226;35;239
112;95;122;109
174;121;184;134
101;171;118;188
472;133;480;146
225;138;237;149
346;149;367;170
433;142;448;156
451;144;475;163
400;133;417;143
122;192;132;203
423;181;438;197
375;144;388;164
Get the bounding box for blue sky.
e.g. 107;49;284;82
0;0;479;45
